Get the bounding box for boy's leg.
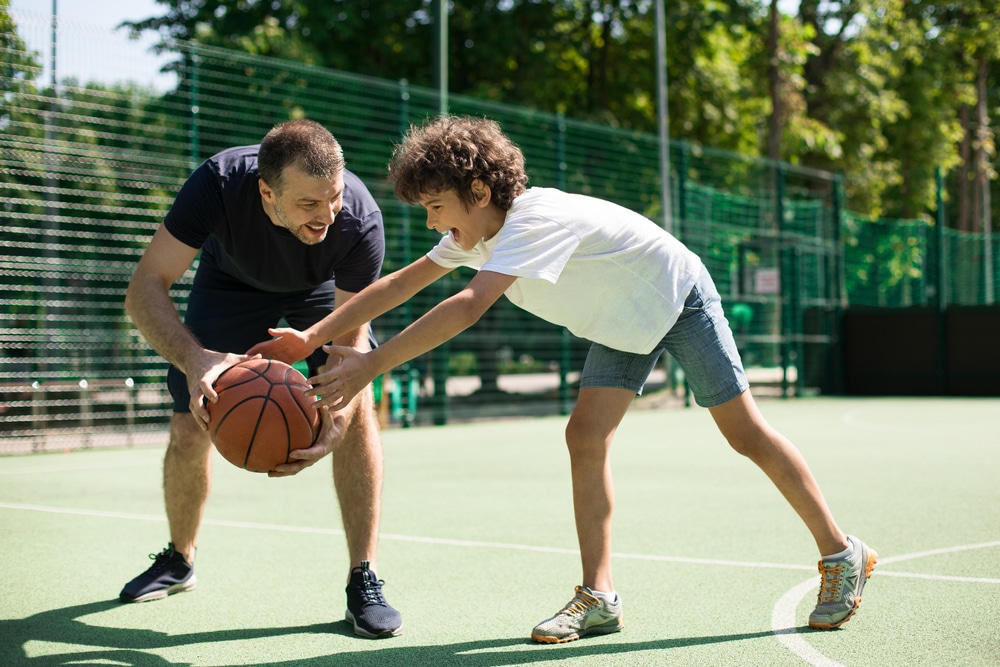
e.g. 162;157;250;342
566;386;636;592
708;389;877;629
531;386;632;644
707;389;846;555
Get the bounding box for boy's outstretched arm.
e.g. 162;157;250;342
248;256;451;363
310;270;517;409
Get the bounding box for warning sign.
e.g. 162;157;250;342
754;268;781;294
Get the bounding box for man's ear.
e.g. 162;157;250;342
258;178;276;204
470;179;492;207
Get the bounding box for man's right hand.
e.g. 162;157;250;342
188;350;258;430
246;326;313;366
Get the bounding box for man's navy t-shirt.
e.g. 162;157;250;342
164;144;385;294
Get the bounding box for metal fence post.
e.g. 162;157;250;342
556;113;572;415
124;377;136;446
31;381;44;452
79;379;92;447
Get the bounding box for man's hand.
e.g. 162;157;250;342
246;326;314;365
268;407;346;477
306;344;378;410
188;351;259;429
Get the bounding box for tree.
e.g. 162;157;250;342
0;0;39;131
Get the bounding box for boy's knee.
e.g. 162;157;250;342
725;428;777;460
564;419;610;459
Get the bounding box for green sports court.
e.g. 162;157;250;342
2;396;997;666
4;3;1000;666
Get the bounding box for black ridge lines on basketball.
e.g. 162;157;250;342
280;364;315;439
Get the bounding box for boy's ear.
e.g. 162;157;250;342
470;179;492;207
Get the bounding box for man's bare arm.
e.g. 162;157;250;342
125;223;247;423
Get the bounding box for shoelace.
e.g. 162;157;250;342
357;577;387;604
817;562;845;603
143;548;175;575
557;587;600;618
352;562;387;605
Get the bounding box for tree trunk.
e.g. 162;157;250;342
958;104;971;232
766;0;782;161
974;54;991;235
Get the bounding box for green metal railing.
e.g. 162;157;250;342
2;16;997;451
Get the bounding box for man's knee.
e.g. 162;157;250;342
335;387;381;451
168;413;213;455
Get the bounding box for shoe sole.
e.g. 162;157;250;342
531;620;624;644
121;575;198;603
808;547;878;630
344;610;403;638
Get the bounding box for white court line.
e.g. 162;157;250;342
771;541;1000;667
839;408;939;434
4;501;999;666
0;461;159;476
1;502;997;586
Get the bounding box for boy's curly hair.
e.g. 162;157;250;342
388;115;528;211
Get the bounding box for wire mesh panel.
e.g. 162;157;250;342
3;13;994;450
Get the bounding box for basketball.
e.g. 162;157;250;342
207;358;320;472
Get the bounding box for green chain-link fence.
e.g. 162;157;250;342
2;13;997;451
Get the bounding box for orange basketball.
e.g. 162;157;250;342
207;358;320;473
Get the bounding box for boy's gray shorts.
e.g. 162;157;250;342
580;264;749;408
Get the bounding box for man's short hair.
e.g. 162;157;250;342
258;119;344;193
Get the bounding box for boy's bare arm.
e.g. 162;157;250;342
310;270;517;408
249;256;451;362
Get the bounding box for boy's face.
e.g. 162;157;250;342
417;184;501;251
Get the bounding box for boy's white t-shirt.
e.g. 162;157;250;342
426;187;703;355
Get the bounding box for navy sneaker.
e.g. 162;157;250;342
119;543;197;603
345;561;403;638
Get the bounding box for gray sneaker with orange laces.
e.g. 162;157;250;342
531;585;623;643
809;535;877;629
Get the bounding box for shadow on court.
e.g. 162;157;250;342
0;598;813;666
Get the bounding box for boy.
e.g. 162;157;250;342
251;115;876;643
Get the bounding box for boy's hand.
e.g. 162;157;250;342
307;345;376;410
268;407;345;477
246;326;313;365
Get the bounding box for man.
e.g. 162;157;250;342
120;119;402;639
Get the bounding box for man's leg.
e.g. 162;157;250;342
332;386;382;572
164;412;213;564
334;385;403;638
119;412;209;602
